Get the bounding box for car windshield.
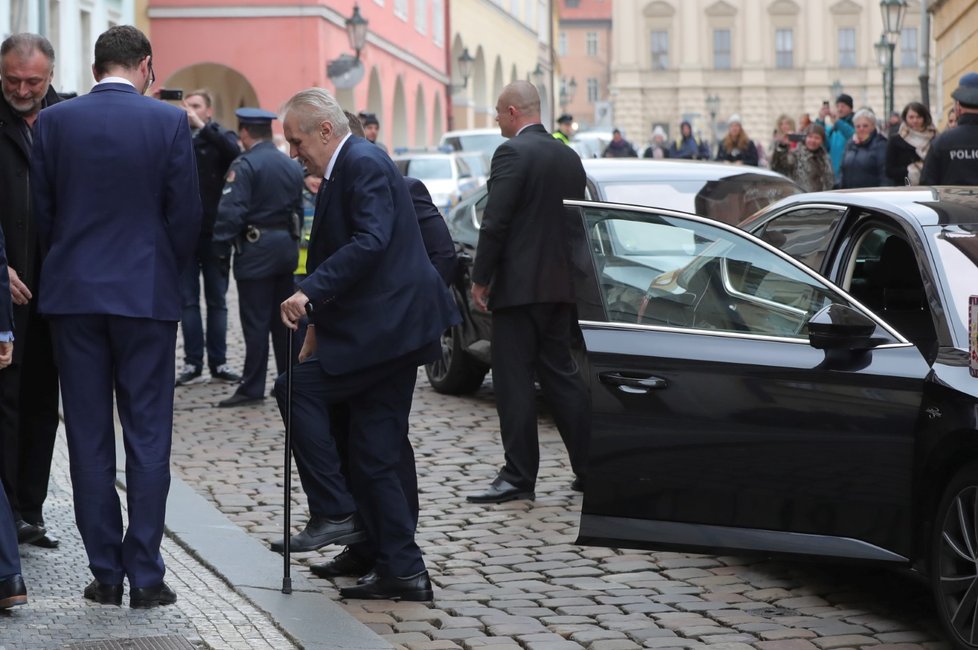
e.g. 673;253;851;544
404;158;453;180
927;224;978;347
598;175;800;225
444;133;507;156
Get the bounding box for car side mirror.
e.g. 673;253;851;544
808;303;882;351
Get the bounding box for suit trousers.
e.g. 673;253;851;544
490;303;591;490
0;478;20;579
0;306;60;524
237;275;293;398
274;354;425;578
50;315;176;587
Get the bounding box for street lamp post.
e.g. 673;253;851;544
560;77;577;111
874;33;890;115
705;94;720;151
830;80;843;102
880;0;907;118
326;4;369;89
452;47;475;93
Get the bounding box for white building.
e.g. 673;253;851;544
2;0;134;95
610;0;934;152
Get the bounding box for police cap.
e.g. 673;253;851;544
557;113;573;124
235;107;278;125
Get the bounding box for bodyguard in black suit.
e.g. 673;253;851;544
468;80;591;504
0;33;61;549
276;88;458;601
0;219;29;609
213;108;302;407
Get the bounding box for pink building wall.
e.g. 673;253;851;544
149;0;449;146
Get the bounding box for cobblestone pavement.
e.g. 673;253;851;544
0;427;295;650
166;285;953;650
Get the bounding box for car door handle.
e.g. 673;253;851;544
599;372;668;393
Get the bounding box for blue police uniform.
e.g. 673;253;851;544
213;109;302;406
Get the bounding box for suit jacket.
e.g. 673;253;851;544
472;123;586;309
405;176;456;285
30;83;202;321
0;87;60;361
0;224;14;334
299;135;459;375
193;120;240;235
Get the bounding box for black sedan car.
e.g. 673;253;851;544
426;158;800;394
573;187;978;650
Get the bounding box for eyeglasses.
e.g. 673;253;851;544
147;57;155;88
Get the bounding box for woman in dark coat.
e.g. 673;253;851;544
840;108;890;189
715;114;759;166
886;101;937;186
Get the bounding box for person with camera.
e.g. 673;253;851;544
174;89;243;386
816;93;856;187
213;108;303;408
770;123;834;192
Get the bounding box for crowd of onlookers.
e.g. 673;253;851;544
596;91;959;192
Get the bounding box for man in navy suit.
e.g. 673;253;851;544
0;222;28;609
275;88;458;601
30;25;201;608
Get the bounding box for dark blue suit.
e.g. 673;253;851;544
273;134;458;578
31;82;201;588
0;224;19;580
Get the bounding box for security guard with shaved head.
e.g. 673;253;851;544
213;108;303;407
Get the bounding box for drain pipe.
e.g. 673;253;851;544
919;0;931;108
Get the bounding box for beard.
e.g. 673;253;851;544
2;90;43;117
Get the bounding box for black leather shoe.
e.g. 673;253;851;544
466;477;535;504
571;476;585;492
340;570;433;601
130;582;177;609
270;515;367;553
357;568;379;585
217;392;264;408
14;520;44;545
0;574;27;609
83;579;122;606
310;547;373;579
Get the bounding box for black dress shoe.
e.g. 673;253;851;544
83;579;123;606
357;568;379;585
571;475;585;492
0;574;27;609
340;570;433;601
14;520;44;545
466;477;535;504
270;515;367;553
217;392;264;408
23;522;59;548
130;582;177;609
310;547;373;579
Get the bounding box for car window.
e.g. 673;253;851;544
930;225;978;347
597;174;799;225
752;206;846;270
580;205;848;338
403;158;452;180
842;225;937;350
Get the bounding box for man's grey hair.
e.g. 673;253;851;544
280;88;350;138
0;33;56;67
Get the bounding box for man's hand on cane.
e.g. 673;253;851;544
281;290;309;330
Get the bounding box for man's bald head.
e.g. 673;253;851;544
495;80;542;138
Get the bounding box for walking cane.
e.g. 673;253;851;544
282;322;294;594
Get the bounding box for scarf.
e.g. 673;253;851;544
899;123;937;185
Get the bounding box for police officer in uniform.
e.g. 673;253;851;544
922;72;978;185
213;108;302;407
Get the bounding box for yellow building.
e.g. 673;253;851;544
930;0;978;127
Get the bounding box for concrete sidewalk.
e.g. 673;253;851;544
0;424;387;650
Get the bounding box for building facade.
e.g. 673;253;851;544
2;0;135;94
147;0;449;149
449;0;551;132
930;0;978;128
556;0;612;131
610;0;935;155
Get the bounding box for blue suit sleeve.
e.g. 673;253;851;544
407;177;456;285
30;113;55;256
299;151;396;303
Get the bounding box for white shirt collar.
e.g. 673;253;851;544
325;132;353;181
95;76;135;88
516;122;541;136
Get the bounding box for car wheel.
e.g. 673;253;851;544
931;463;978;650
424;321;488;395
